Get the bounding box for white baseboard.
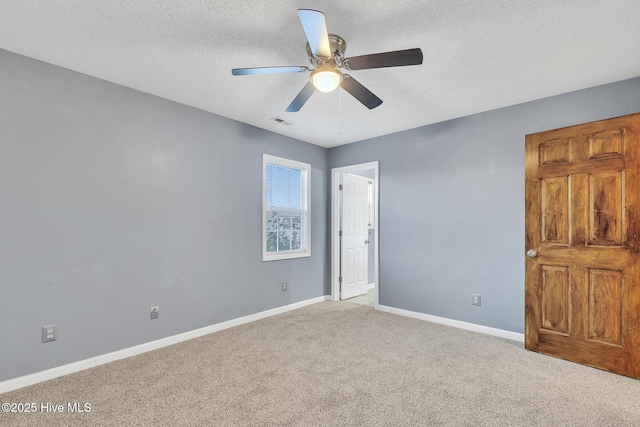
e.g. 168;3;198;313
376;305;524;342
0;296;326;395
367;283;375;289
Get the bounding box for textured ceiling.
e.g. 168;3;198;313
2;1;640;148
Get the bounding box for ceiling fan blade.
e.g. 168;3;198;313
285;82;316;112
232;66;309;76
343;48;423;70
341;75;382;109
298;9;331;58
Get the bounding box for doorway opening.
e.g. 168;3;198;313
330;161;379;308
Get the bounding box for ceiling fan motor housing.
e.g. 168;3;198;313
306;34;346;68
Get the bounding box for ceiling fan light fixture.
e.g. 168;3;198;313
311;68;342;92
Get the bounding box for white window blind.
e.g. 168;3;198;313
263;154;311;261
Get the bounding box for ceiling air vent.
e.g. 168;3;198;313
271;117;294;126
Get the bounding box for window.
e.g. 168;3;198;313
263;154;311;261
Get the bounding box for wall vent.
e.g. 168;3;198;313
271;117;294;126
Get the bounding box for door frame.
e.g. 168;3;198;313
330;161;379;306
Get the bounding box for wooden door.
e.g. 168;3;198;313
525;113;640;379
340;174;369;300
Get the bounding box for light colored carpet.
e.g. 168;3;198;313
1;301;639;426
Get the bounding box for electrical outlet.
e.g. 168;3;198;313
42;324;58;343
282;282;287;291
472;294;482;306
150;306;159;319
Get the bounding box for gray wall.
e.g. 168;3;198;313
3;44;640;383
329;77;640;333
0;49;329;381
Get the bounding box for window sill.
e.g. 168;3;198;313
262;251;311;262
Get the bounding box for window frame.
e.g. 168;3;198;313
262;154;311;261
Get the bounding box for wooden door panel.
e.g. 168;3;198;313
589;172;624;246
587;268;623;346
540;265;570;334
525;112;640;379
541;177;569;244
588;128;625;160
539;138;571;165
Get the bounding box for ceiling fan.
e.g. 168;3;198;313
232;9;423;112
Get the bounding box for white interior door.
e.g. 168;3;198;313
340;174;369;300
